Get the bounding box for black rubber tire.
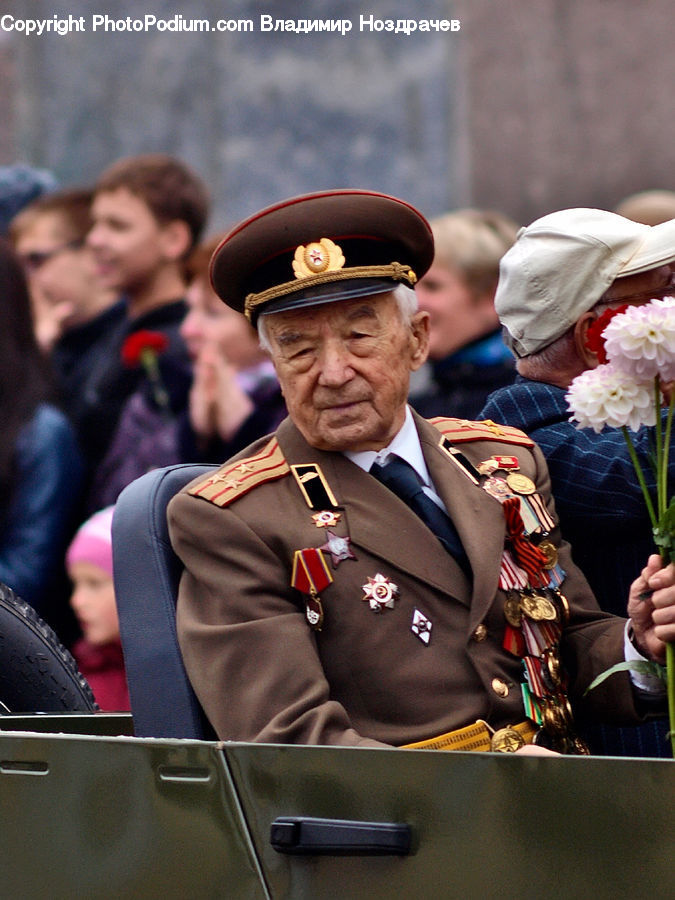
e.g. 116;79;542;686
0;581;97;712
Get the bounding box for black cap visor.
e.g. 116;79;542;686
256;277;400;322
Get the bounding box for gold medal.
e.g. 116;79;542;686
505;472;536;495
520;593;558;622
503;592;523;627
537;539;558;569
552;589;570;624
545;650;562;686
312;510;341;528
542;703;565;735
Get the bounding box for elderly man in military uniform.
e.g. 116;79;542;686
168;190;675;755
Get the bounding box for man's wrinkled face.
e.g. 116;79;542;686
263;292;429;452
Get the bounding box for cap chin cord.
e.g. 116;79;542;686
244;262;417;321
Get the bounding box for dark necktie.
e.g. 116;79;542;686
370;456;471;578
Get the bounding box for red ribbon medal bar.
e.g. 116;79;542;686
291;548;334;630
501;497;549;587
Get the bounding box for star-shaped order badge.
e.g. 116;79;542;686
362;573;399;613
319;530;356;567
312;510;341;528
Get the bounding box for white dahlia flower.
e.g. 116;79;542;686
566;364;656;432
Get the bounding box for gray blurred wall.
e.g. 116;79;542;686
1;0;674;231
454;0;675;225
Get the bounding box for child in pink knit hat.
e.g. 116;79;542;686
66;506;129;711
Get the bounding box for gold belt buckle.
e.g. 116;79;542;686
490;726;526;752
479;719;538;752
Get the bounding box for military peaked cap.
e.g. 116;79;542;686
209;189;434;324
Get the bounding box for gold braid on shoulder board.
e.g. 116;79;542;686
188;438;289;506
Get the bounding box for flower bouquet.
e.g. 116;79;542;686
566;298;675;756
121;330;171;414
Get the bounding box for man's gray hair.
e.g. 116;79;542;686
257;283;418;353
515;327;576;380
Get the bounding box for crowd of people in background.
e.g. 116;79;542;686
1;154;220;708
1;157;674;745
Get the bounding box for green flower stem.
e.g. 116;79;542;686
622;392;675;758
662;388;675;518
580;372;675;756
667;643;675;758
621;426;657;529
140;348;170;413
661;389;675;758
654;378;666;517
649;377;675;759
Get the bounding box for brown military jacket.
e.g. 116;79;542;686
168;411;639;747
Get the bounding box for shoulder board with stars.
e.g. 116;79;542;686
187;437;289;507
429;416;534;448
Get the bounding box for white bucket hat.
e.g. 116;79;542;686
495;208;675;357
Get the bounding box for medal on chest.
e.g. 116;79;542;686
291;548;333;630
319;530;356;567
361;573;399;612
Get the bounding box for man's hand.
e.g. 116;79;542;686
627;554;675;663
660;379;675;406
515;744;560;757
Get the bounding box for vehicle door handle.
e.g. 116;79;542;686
270;816;412;855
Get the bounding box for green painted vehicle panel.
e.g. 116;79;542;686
0;731;267;899
225;743;675;899
1;727;674;899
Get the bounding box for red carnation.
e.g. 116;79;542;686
121;330;169;368
121;330;170;412
584;304;629;364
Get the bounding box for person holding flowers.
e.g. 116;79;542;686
168;191;675;755
481;207;675;756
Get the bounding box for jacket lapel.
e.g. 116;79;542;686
415;413;505;626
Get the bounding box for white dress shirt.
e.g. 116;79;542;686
344;406;447;511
